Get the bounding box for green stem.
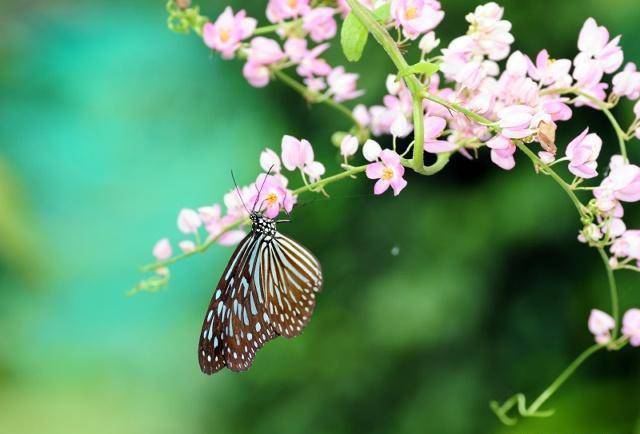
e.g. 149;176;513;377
401;152;450;175
343;0;426;171
598;247;619;335
528;344;604;413
542;87;628;160
292;165;367;195
422;91;499;128
412;96;425;170
273;69;359;127
254;19;301;35
254;24;281;35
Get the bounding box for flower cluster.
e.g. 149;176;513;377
202;4;363;102
157;0;640;281
344;3;640;270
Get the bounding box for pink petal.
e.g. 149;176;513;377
373;179;390;195
366;162;384;179
390;177;407;196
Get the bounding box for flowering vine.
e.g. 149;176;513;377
142;0;640;425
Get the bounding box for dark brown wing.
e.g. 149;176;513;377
198;232;276;374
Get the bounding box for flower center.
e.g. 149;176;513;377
405;6;418;20
265;192;278;205
381;167;394;180
287;0;298;8
220;29;230;43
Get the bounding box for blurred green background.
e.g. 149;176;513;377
1;0;640;433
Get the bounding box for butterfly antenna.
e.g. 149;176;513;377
231;170;251;215
252;165;274;213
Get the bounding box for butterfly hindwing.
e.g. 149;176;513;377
261;233;323;338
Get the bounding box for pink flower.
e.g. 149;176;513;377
539;151;556;165
303;161;325;182
304;77;326;92
611;230;640;261
179;240;196;253
423;116;453;153
505;51;530;77
218;230;247;246
327;67;364;102
224;185;253;219
200;201;247;246
249;173;294;218
612;63;640;100
564;128;602;179
281;135;314;170
588;309;615;344
497;105;535;139
635;100;640;118
366;149;407;196
386;74;401;95
465;2;514;61
390;114;412;138
266;0;310;23
542;97;573;122
576;17;623;74
340;134;358;158
284;38;307;63
419;31;440;53
203;7;257;59
391;0;444;40
198;204;222;225
528;49;572;85
302;7;337;42
177;208;202;234
607;156;640;202
260;148;281;173
362;139;382;162
353;104;371;127
573;58;604;90
297;43;332;77
622;309;640;346
247;37;285;65
242;61;270;87
152;238;172;260
486;135;516;170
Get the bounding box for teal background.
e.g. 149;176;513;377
1;0;639;433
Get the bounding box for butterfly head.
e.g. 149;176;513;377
249;211;276;237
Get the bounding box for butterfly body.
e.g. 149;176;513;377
198;211;323;374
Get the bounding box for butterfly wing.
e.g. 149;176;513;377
198;232;276;374
260;232;323;338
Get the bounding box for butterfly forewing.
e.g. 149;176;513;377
198;212;323;375
198;232;276;374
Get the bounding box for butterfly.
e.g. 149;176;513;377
197;173;323;374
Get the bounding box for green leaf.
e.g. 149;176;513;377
397;61;440;78
373;3;391;21
340;12;368;62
